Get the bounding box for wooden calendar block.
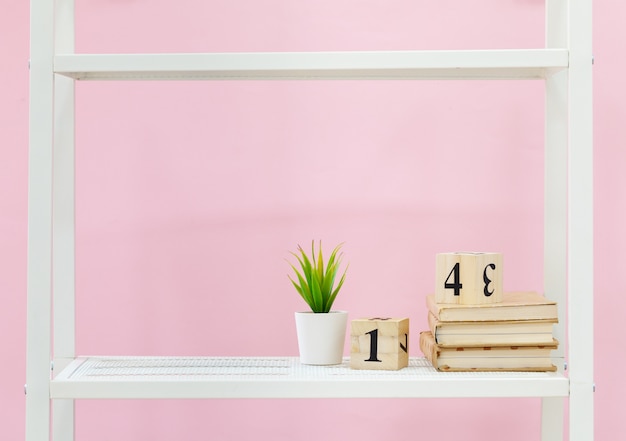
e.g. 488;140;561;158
350;318;409;370
435;252;503;305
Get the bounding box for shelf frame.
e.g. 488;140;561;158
26;0;593;440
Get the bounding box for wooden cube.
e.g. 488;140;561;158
350;318;409;370
435;252;503;305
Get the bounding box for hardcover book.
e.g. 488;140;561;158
426;291;558;322
428;312;557;347
419;331;558;372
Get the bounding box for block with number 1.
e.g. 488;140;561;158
435;252;503;305
350;318;409;370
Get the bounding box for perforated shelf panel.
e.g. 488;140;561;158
50;356;569;399
68;357;295;379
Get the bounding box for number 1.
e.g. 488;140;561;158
365;329;382;362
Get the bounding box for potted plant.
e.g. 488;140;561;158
288;241;349;365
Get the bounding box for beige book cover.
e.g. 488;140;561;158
428;312;557;347
426;291;558;322
420;331;558;372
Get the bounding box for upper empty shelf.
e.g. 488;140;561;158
54;49;568;81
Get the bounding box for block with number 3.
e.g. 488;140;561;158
350;318;409;370
435;252;503;305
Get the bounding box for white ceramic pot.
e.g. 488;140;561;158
294;310;348;365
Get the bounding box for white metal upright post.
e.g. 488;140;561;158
544;1;594;439
26;0;56;439
567;0;595;439
52;0;77;440
543;0;569;439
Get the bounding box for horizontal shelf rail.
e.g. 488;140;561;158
54;49;568;81
50;356;570;399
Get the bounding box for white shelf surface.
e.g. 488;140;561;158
50;356;569;399
54;49;568;81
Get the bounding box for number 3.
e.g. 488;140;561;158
483;263;496;297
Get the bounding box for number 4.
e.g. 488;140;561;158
444;262;463;296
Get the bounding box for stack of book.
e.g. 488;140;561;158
419;291;559;372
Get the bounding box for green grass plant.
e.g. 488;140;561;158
288;241;348;313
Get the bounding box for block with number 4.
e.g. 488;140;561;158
350;318;409;370
435;252;503;305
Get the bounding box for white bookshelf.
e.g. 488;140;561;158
26;0;593;440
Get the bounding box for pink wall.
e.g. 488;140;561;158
2;1;621;439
